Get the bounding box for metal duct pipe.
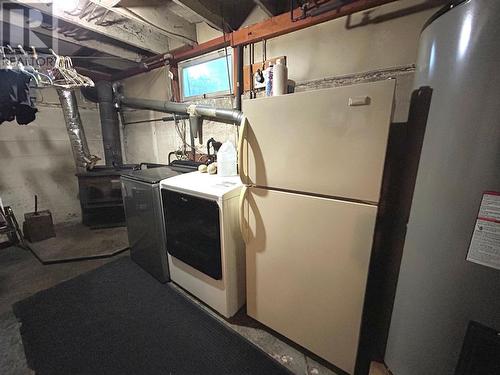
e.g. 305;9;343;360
57;89;100;173
117;96;244;125
118;96;189;116
189;115;203;145
189;105;245;125
96;81;123;166
117;95;244;151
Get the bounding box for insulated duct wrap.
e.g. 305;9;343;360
57;89;99;173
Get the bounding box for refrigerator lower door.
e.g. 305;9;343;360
240;80;395;203
241;187;377;374
121;178;169;283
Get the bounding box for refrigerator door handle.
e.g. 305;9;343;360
239;185;248;244
238;116;248;184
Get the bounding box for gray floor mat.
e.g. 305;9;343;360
13;257;293;375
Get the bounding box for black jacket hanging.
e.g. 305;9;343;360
0;70;19;125
0;70;38;125
16;72;38;125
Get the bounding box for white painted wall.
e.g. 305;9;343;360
120;67;171;164
199;0;437;81
120;67;238;164
0;89;103;224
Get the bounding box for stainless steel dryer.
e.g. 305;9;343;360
121;167;180;282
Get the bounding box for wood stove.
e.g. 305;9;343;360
77;165;138;229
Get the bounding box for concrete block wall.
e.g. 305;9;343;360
120;67;172;164
120;69;238;165
0;89;103;224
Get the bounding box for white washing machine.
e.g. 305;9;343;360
160;172;245;318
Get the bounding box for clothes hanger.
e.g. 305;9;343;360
19;45;53;86
6;45;18;66
29;46;53;86
61;56;83;86
49;49;78;88
47;48;94;88
53;51;81;87
0;47;12;70
16;45;40;85
2;45;15;69
64;56;93;87
28;47;47;102
69;57;95;87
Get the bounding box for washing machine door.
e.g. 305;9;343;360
162;189;222;280
122;178;169;283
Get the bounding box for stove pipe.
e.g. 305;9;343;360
96;81;123;166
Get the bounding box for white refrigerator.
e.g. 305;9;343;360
238;80;396;374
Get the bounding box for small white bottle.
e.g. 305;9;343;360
217;141;237;177
272;59;288;96
265;63;273;97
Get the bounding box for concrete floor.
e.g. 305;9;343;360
0;246;389;375
27;223;129;263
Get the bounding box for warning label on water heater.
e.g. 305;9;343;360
467;192;500;271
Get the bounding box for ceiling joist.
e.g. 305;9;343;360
171;0;256;32
172;0;228;31
16;1;184;53
253;0;280;17
95;2;198;46
3;6;142;61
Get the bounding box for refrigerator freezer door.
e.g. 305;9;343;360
241;80;395;203
241;187;377;374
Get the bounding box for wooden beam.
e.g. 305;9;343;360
171;35;229;62
75;66;113;81
114;0;400;80
109;6;197;46
112;36;229;81
163;0;398;61
20;2;172;53
231;0;398;46
112;53;172;81
170;65;181;102
31;29;142;62
2;11;143;61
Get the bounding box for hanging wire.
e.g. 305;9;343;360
221;4;234;109
224;45;234;108
173;116;204;159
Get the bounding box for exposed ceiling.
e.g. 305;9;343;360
1;0;287;79
2;1;446;80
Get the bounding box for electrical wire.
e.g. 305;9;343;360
173;117;204;159
221;6;234;109
224;45;234;108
